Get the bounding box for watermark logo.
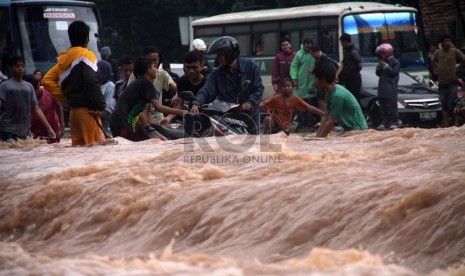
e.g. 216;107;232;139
182;112;285;164
183;154;283;164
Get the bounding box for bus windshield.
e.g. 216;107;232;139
342;12;426;68
14;5;100;74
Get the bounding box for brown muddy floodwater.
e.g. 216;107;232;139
1;127;465;275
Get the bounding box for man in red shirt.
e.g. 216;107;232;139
271;37;296;95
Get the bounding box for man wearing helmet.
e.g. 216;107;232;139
190;36;264;134
375;43;400;130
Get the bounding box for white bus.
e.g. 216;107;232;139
192;2;427;99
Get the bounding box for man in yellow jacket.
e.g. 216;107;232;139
42;20;106;146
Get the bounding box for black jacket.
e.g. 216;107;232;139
61;61;106;111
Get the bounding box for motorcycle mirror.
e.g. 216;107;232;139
179;90;195;101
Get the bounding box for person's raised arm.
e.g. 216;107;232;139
385;58;400;78
42;65;66;104
299;97;325;117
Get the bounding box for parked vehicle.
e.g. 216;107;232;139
0;0;102;76
159;63;184;78
183;80;257;136
360;64;442;128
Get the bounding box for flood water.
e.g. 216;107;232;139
1;127;465;275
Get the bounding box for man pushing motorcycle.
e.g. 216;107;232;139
190;36;264;135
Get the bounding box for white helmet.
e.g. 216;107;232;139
191;38;207;51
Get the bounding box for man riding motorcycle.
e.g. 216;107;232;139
190;36;264;134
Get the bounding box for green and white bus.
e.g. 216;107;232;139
192;2;427;99
0;0;102;76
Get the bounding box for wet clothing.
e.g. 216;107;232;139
376;56;400;98
272;50;296;87
0;79;38;138
42;47;103;106
30;87;60;140
128;69;174;122
290;44;316;99
70;107;104;145
340;44;362;102
175;75;206;96
261;94;312;131
110;78;159;141
195;57;263;107
376;56;400;128
42;46;106;146
438;83;458;111
431;48;465;85
194;57;264;134
326;85;367;131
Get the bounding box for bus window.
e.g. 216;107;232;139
196;26;223;37
282;19;317;30
262;32;278;55
225;24;250;34
320;17;338;27
18;6;59;73
286;31;300;51
236;35;251;56
252;22;279;32
252;32;278;56
252;34;262;56
14;5;101;74
320;29;337;59
301;30;317;45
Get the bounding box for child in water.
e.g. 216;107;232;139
260;77;324;135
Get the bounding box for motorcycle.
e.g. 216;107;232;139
144;80;257;140
183;80;258;137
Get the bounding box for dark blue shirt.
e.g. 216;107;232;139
195;57;264;109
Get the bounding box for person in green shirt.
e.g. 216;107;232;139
290;38;318;130
315;63;367;137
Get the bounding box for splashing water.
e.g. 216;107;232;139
1;127;465;275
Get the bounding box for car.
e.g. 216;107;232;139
359;64;442;128
159;63;184;78
169;63;185;78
